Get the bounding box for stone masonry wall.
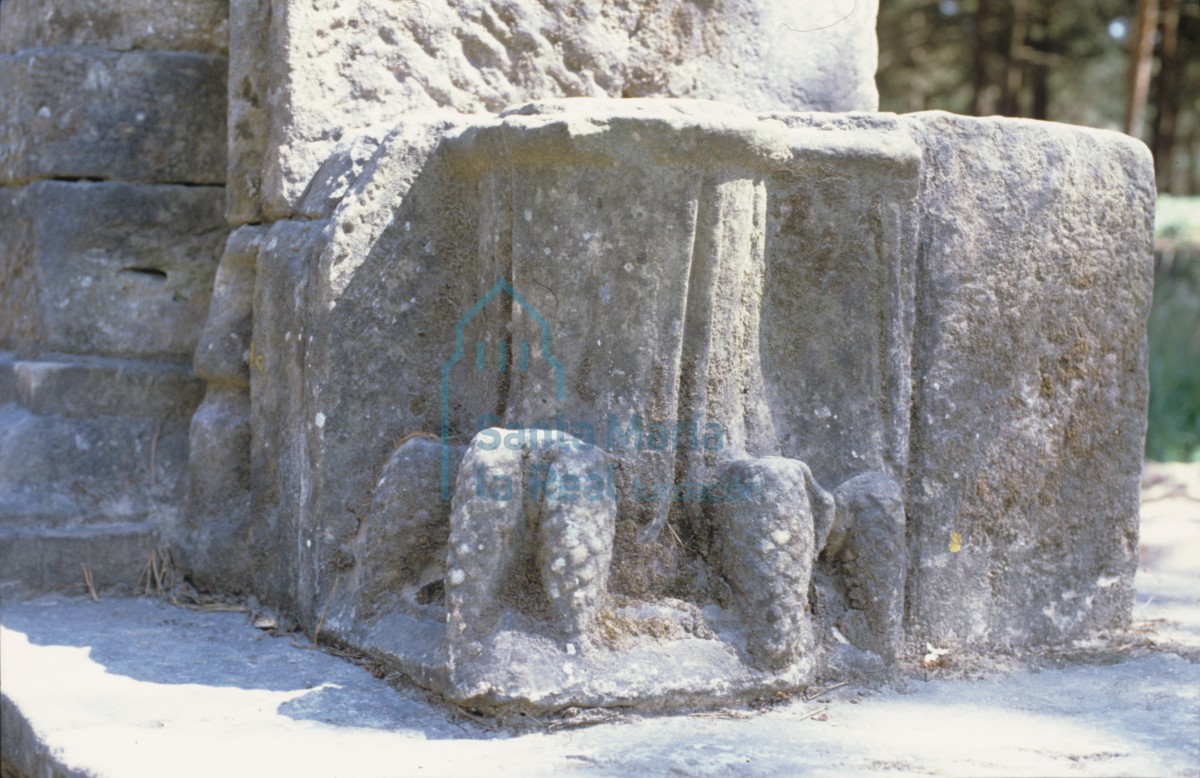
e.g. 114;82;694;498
182;0;883;603
0;0;228;593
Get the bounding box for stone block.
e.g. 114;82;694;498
194;227;262;387
709;457;833;671
900;113;1155;650
234;101;1154;712
0;188;37;350
225;0;269;223
757;112;921;488
249;219;329;620
0;47;226;184
254;0;879;216
0;0;228;54
0;406;190;527
179;386;253;593
0;521;158;593
0;181;225;360
11;356;203;419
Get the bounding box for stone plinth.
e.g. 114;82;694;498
213;99;1153;712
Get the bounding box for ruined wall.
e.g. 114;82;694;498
0;0;228;592
0;0;1156;712
183;0;883;600
236;101;1151;712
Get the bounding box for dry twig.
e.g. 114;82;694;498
82;565;99;602
796;705;828;722
311;575;341;646
137;548;177;596
149;421;161;486
803;681;848;701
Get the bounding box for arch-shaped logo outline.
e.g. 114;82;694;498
439;278;565;498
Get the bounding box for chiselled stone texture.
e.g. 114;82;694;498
0;0;228;55
242;0;879;217
196;99;1153;713
899;112;1154;651
710;457;833;671
225;0;269;224
0;351;200;593
179;226;262;593
178;386;252;593
0;182;225;360
0;47;226;184
193;227;260;388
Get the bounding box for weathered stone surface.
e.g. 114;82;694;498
899;113;1154;651
445;431;616;677
822;471;907;662
225;0;269;223
0;189;37;350
247;102;900;709
0;47;226;184
248;219;328;619
0;353;15;405
10;356;203;419
240;114;471;623
228;100;1153;712
194;227;262;387
252;0;879;216
709;457;833;671
0;220;204;598
182;226;262;590
0;0;228;54
0;380;191;593
757;112;921;489
0;181;225;360
0;406;191;528
0;522;158;593
353;436;463;620
179;386;252;594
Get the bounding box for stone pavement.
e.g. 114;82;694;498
2;463;1197;777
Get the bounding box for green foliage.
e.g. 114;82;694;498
1156;194;1200;243
1146;197;1200;461
876;0;1200;193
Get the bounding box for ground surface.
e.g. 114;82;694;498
2;464;1198;777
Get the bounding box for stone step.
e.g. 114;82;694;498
8;353;203;419
0;0;228;56
0;47;226;184
0;521;158;594
0;406;189;530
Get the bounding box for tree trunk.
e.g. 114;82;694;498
1031;62;1049;120
1000;0;1027;116
972;0;993;115
1153;0;1181;191
1124;0;1159;140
